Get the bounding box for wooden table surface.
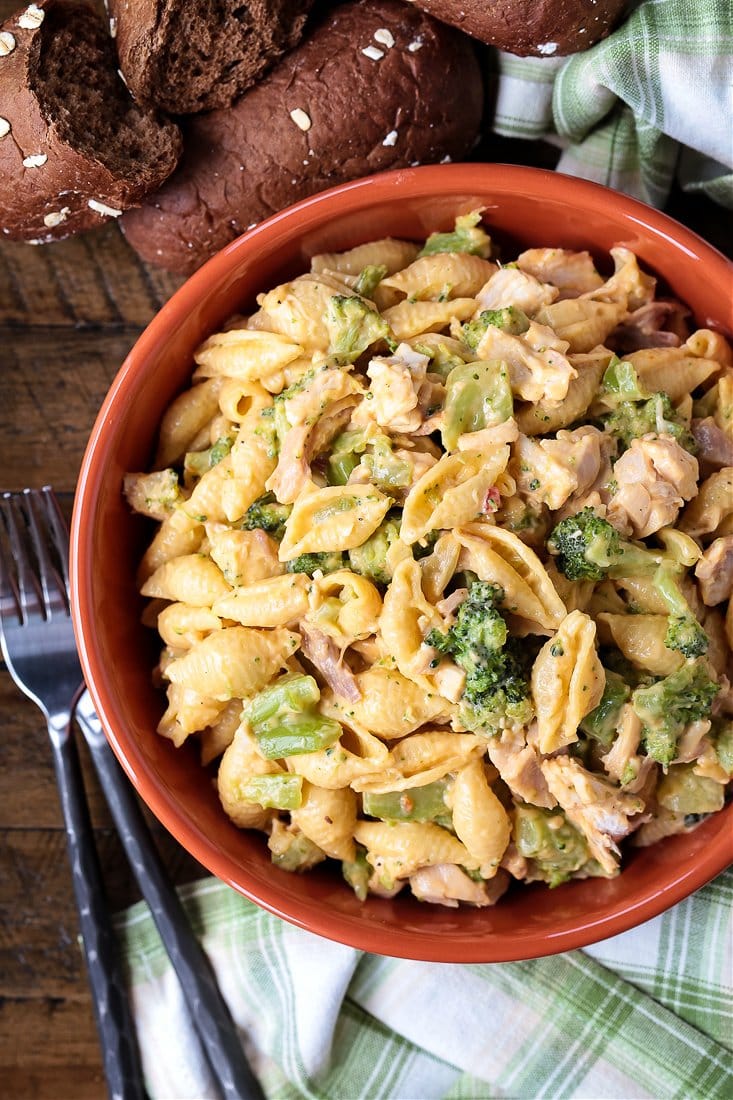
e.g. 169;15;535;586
1;21;732;1094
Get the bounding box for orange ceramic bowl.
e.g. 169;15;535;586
71;164;733;962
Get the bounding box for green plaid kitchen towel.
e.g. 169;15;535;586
491;0;733;209
117;867;733;1099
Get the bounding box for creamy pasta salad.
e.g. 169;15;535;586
126;213;733;908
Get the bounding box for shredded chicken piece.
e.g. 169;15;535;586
695;536;733;606
355;343;430;433
608;435;699;538
299;624;361;702
476;323;577;405
476;266;559;315
692;418;733;472
488;725;556;810
500;842;528;880
513;426;606;511
409;864;509;908
610;301;686;353
601;704;642;783
633;808;690;847
516;248;604;297
457;418;520;451
267;373;360;503
541;756;645;874
674;720;713;764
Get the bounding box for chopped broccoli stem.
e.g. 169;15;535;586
579;670;630;747
286;551;345;576
514;805;589;888
239;494;292;540
362;780;451;825
600;357;650;403
240;774;303;811
342;847;371;900
548;508;662;582
363;435;412;489
631;659;720;766
441;359;513;450
426;580;533;732
418;211;491;258
712;720;733;776
657;764;725;815
653;560;709;658
353;264;388;298
245;673;342;758
348;516;401;585
325;294;391;364
184;434;233;478
327;429;368;486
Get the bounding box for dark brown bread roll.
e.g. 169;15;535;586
109;0;315;115
0;1;181;244
121;0;484;275
405;0;630;57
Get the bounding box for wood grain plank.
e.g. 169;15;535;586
0;997;107;1099
0;227;183;328
0;326;143;489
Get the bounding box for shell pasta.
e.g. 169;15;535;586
126;214;733;908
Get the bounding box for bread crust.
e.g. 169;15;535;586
405;0;629;56
121;0;484;274
0;0;181;243
109;0;315;115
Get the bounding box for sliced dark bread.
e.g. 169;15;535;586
0;0;181;243
406;0;630;56
121;0;484;274
109;0;315;115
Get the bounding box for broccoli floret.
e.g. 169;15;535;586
353;264;388;298
363;435;412;489
460;306;529;351
547;508;661;582
654;559;708;658
603;393;697;453
631;659;720;765
286;551;345;576
184;434;234;478
239;494;292;540
426;581;533;732
325;295;392;364
418;211;491;259
348;517;401;584
514;805;589;888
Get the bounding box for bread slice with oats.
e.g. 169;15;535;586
0;0;181;243
109;0;315;115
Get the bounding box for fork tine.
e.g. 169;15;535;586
39;486;71;599
23;488;69;617
0;498;21;624
0;492;44;623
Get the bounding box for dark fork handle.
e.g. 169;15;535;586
49;714;146;1100
75;692;265;1100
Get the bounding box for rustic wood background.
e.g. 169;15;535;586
1;0;731;1093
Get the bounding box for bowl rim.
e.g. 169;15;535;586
71;162;733;962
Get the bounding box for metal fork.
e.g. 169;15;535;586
0;488;264;1100
0;488;145;1100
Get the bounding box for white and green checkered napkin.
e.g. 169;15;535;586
491;0;733;209
117;867;733;1100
